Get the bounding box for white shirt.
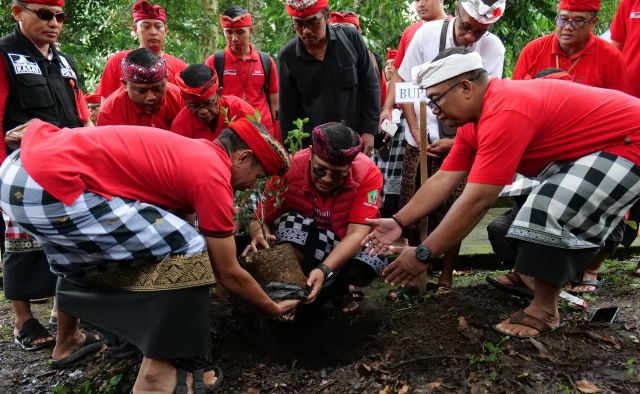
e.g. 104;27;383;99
398;18;505;147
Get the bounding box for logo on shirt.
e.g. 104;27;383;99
631;12;640;18
223;69;237;75
8;54;41;75
58;55;77;79
252;70;264;76
367;190;379;205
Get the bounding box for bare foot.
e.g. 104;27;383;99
494;304;560;338
134;360;221;393
51;331;102;361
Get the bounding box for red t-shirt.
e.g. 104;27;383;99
512;33;629;92
20;120;235;237
170;95;256;140
441;78;640;185
0;56;89;161
95;50;187;100
611;0;640;97
393;21;424;69
97;83;184;130
205;46;279;138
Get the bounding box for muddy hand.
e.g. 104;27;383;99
362;218;403;255
382;246;426;286
304;269;325;304
276;299;300;321
241;234;276;257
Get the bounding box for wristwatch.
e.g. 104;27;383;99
317;263;334;280
415;245;432;264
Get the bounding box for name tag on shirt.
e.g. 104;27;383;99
8;53;42;75
58;56;77;79
631;12;640;18
223;69;237;75
252;70;264;76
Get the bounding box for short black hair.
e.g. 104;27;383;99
432;48;488;85
180;64;214;88
318;122;360;151
533;68;564;79
124;48;162;68
222;5;248;18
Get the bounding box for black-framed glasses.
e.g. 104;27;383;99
455;8;489;39
427;83;461;114
291;17;325;32
185;97;218;112
310;155;350;181
555;16;592;29
21;7;66;23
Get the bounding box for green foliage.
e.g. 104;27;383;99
284;117;309;154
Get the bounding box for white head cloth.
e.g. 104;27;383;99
460;0;506;24
412;51;484;88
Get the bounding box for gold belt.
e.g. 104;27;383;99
5;238;43;253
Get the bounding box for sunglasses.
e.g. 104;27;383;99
311;155;350;181
21;7;66;23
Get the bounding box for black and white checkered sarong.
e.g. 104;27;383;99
374;126;405;202
0;151;206;278
507;152;640;249
273;212;388;275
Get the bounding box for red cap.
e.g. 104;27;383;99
386;48;397;61
132;0;166;23
285;0;329;18
227;118;289;176
175;65;220;102
329;11;360;31
85;94;101;104
22;0;64;6
558;0;600;11
220;13;253;29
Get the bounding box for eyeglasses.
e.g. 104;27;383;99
427;82;462;114
311;156;350;181
455;8;490;39
291;17;325;32
555;16;592;29
21;7;66;23
185;97;218;112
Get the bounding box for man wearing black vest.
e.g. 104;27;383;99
278;0;380;155
0;0;91;353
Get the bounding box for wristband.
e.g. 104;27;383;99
317;263;334;281
391;214;404;229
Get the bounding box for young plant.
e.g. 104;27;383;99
284;117;310;153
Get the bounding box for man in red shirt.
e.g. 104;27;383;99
365;49;640;339
0;118;296;392
94;0;186;100
611;1;640;98
98;48;184;129
245;122;386;315
205;6;279;140
171;64;256;141
512;0;628;92
84;93;101;125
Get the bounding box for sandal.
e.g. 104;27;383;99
486;271;534;299
493;310;561;339
14;318;55;351
386;285;419;302
569;278;603;294
332;293;360;315
174;365;223;393
48;332;106;368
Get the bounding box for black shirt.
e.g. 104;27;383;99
278;25;380;145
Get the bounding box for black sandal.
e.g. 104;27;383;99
173;365;223;393
14;318;55;351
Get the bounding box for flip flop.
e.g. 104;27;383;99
493;310;562;340
486;272;534;299
14;318;56;351
174;365;224;393
48;333;106;369
569;278;603;294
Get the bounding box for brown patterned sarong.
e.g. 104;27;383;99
398;144;466;245
78;253;215;292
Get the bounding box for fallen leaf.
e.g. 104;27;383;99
245;389;260;394
576;379;602;393
528;338;560;363
379;385;392;394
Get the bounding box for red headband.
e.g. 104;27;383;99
220;13;253;28
175;66;219;102
311;124;361;166
120;56;167;83
329;11;360;31
85;94;101;104
386;48;397;61
285;0;328;17
228;118;289;176
558;0;600;11
22;0;64;5
132;0;167;23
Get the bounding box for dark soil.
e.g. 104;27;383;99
1;257;640;393
241;243;307;286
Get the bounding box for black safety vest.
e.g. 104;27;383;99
0;26;83;137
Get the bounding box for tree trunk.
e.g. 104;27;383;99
201;0;218;59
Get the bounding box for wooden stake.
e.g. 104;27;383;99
417;101;429;294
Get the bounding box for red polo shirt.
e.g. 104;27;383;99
512;33;629;92
21;120;235;237
95;50;187;100
204;46;279;138
170;95;256;140
441;79;640;185
97;83;184;130
611;0;640;97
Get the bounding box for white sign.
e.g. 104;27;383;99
395;82;428;103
